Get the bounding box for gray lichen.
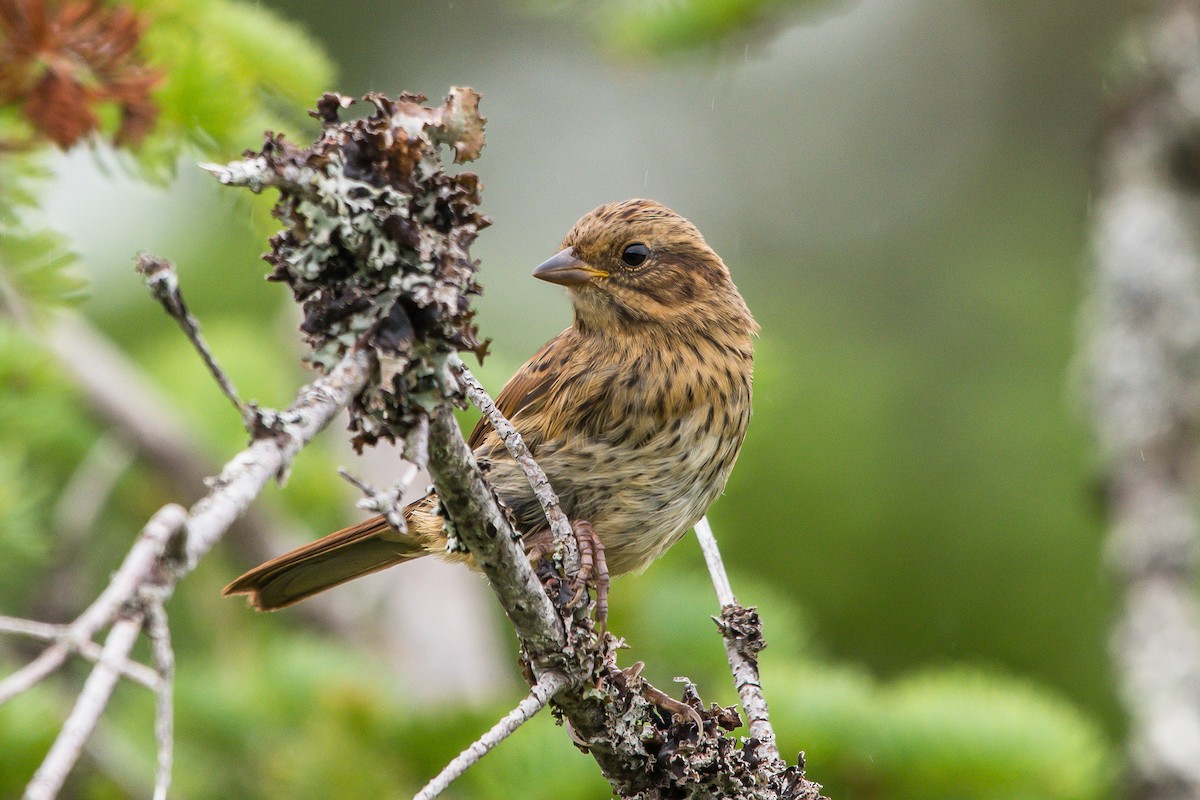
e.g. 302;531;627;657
207;89;490;451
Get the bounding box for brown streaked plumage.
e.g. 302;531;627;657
224;199;757;611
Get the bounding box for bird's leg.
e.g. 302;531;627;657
569;520;609;627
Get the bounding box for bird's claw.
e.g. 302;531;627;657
569;520;609;628
523;520;609;627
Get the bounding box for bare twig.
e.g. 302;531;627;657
144;600;173;800
695;516;780;762
413;670;571;800
134;252;252;430
2;337;373;796
0;617;159;690
0;504;187;705
42;311;347;634
177;347;373;570
337;466;415;534
25;616;145;800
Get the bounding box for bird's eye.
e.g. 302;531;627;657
621;243;649;267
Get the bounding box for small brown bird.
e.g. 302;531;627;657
225;199;757;611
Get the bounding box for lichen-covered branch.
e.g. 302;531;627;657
425;399;568;658
696;516;780;762
1088;2;1200;797
427;367;821;799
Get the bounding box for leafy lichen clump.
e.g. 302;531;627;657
208;89;490;450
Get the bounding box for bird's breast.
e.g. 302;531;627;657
487;337;753;575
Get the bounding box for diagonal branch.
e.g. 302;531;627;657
135;252;252;430
0;504;187;705
425;400;567;659
0;616;159;690
413;670;571;800
25;617;145;800
450;356;573;549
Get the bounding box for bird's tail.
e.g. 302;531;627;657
223;496;440;611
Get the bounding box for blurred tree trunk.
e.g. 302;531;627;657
1089;2;1200;798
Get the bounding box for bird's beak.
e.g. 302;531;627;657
533;247;607;286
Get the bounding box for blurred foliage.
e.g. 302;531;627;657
0;0;1126;798
126;0;333;178
771;666;1112;799
595;0;816;55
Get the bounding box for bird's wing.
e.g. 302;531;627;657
467;328;571;450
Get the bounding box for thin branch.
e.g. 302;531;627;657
144;601;173;800
0;644;70;704
696;516;780;762
42;311;347;634
176;345;373;570
0;617;159;690
696;516;736;606
134;252;252;430
3;335;373;796
0;504;187;705
25;616;144;800
337;466;415;534
451;357;573;548
413;670;571;800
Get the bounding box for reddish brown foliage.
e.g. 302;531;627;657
0;0;161;148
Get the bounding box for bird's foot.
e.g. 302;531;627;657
569;520;609;628
522;521;609;627
524;528;566;598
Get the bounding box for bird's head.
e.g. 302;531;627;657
533;199;755;336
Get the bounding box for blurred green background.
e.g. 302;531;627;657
0;0;1142;797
